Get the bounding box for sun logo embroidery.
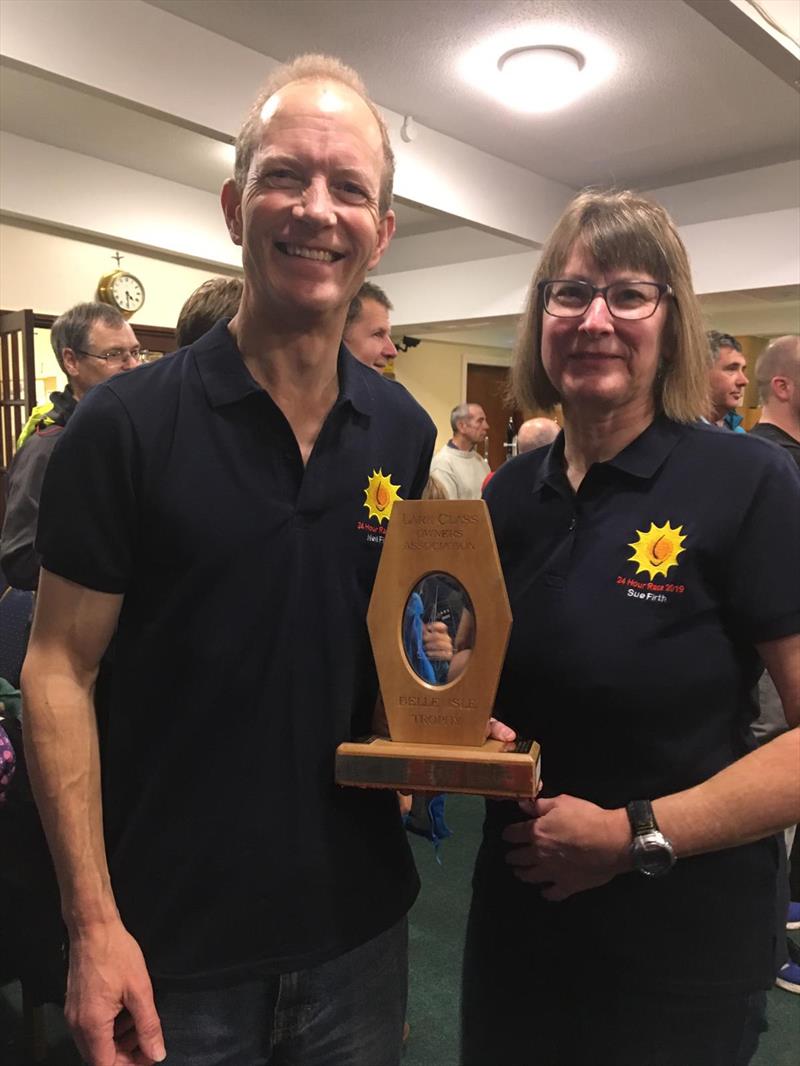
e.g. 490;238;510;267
363;469;402;523
627;521;686;580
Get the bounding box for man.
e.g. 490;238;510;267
516;416;559;454
22;55;440;1066
0;302;140;589
749;335;800;467
749;335;800;995
175;275;243;348
344;280;398;372
707;330;748;431
429;403;490;499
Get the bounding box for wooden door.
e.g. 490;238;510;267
465;364;522;472
0;309;36;526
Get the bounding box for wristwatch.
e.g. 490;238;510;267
626;799;676;878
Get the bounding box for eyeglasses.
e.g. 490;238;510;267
74;348;147;366
539;279;672;321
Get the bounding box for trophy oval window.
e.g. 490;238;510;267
402;572;475;686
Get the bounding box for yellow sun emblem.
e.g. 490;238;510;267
363;468;402;523
628;521;687;580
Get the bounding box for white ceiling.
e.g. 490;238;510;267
146;0;800;188
0;61;470;240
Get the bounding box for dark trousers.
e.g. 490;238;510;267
155;918;408;1066
461;892;761;1066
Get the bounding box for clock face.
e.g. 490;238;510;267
110;273;145;313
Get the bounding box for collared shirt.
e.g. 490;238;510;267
37;320;436;985
479;415;800;991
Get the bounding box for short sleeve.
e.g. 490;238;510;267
408;416;436;500
724;444;800;643
36;385;139;593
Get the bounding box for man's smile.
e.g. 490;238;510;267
276;242;344;262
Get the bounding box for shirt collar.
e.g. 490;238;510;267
193;319;375;415
532;414;683;493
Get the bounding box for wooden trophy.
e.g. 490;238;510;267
336;499;540;799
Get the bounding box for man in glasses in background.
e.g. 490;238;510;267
0;302;142;589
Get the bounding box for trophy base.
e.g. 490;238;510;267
335;736;540;799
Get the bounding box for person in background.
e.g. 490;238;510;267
462;189;800;1066
430;403;490;499
21;53;442;1066
707;330;748;431
749;334;800;996
749;335;800;466
343;280;398;373
516;416;560;454
0;302;141;589
175;276;243;348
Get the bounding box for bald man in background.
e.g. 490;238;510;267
749;335;800;467
516;417;559;454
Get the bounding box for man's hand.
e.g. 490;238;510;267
502;795;631;901
422;621;453;662
66;921;165;1066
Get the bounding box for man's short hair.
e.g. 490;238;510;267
234;54;395;215
755;335;800;404
176;277;243;348
345;281;393;329
50;302;128;374
450;403;472;434
706;330;742;367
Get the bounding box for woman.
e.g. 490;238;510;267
461;190;800;1066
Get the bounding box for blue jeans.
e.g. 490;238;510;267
155;918;408;1065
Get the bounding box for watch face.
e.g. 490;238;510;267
636;832;675;878
110;273;145;313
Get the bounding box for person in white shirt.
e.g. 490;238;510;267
430;403;490;499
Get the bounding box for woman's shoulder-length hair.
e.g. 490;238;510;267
510;189;710;423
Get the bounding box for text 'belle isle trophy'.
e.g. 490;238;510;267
336;499;540;799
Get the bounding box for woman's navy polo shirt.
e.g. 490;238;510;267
479;416;800;991
37;320;436;986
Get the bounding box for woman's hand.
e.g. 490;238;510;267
502;795;631;900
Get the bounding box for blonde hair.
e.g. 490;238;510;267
510;189;709;423
234;54;395;215
422;477;448;502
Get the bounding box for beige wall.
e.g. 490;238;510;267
0;219;240;327
394;339;511;450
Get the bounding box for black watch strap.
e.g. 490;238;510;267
627;799;658;835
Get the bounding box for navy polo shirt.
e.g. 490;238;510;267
37;320;436;986
479;416;800;991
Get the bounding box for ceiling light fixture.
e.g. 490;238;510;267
461;25;616;115
497;46;585;112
